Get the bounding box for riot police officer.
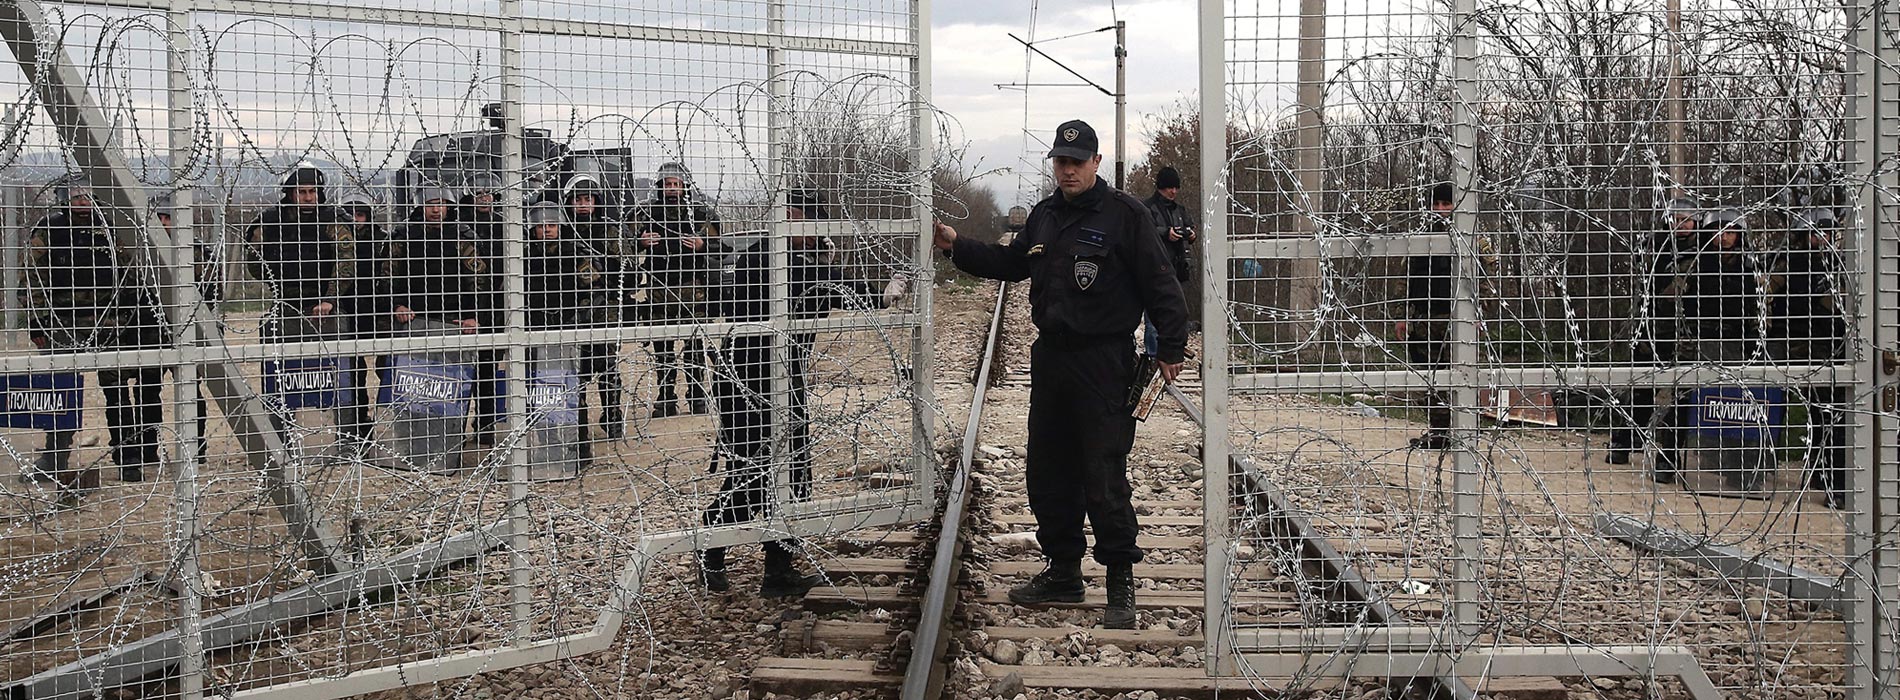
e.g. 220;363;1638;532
524;201;609;462
457;176;507;444
1608;197;1702;466
697;192;907;596
1397;183;1456;450
561;174;628;439
1775;208;1850;508
931;120;1189;630
23;176;169;487
386;185;487;333
635;162;719;418
245;165;364;439
337;191;386;417
1665;208;1768;489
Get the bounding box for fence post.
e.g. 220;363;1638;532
498;0;533;643
166;1;206;696
1197;0;1234;677
1851;2;1899;696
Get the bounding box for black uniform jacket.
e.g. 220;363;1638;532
950;178;1190;363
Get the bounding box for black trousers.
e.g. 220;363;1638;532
1406;323;1451;435
1609;334;1677;452
577;344;622;443
99;366;164;467
703;338;813;529
1026;336;1142;566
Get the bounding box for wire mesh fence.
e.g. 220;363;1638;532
0;0;935;696
1204;1;1895;697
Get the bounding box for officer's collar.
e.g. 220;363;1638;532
1055;178;1109;211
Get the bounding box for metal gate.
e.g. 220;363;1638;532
0;0;935;697
1200;1;1899;697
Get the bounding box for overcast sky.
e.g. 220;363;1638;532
932;1;1201;206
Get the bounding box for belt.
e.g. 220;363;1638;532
1035;330;1128;350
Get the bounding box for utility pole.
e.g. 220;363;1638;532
1667;0;1685;191
1289;0;1326;311
1114;20;1127;189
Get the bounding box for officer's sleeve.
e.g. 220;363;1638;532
1125;203;1190;363
22;224;51;311
383;236;409;312
243;219;273;294
948;216;1034;283
697;204;722;238
328;222;356;310
1182;205;1199;242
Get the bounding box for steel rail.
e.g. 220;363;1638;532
1163;383;1479;700
898;281;1008;699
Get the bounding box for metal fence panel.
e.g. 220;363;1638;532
0;0;933;696
1205;1;1893;697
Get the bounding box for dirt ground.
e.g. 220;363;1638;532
0;282;1865;699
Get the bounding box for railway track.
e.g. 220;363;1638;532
745;283;1569;699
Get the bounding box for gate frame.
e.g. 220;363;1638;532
1196;1;1890;697
0;0;936;697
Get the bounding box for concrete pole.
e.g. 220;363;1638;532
1667;0;1686;191
1290;0;1326;312
1114;20;1127;190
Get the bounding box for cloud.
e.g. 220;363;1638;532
930;1;1201;198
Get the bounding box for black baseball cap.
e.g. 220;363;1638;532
1046;120;1099;161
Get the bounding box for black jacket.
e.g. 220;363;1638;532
1405;216;1454;321
635;197;721;288
1684;248;1764;341
246;204;356;316
24;209;165;348
951;179;1189;363
526;228;609;330
1774;241;1848;347
385;213;487;324
1142;192;1196;283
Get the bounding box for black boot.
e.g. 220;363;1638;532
1104;563;1136;629
1604;448;1631;465
652;384;678;419
1652;449;1679;484
686;378;708;416
760;542;826;598
1008;559;1085;605
1408;431;1450;451
601;388;625;439
700;547;729;593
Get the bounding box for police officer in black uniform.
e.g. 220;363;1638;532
635;162;720;418
1774;208;1850;508
245;165;364;439
932;120;1188;629
561;174;629;440
458;175;507;444
523;201;610;462
697;192;907;596
1608;198;1701;466
337;191;386;419
23;176;168;487
1397;183;1455;450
